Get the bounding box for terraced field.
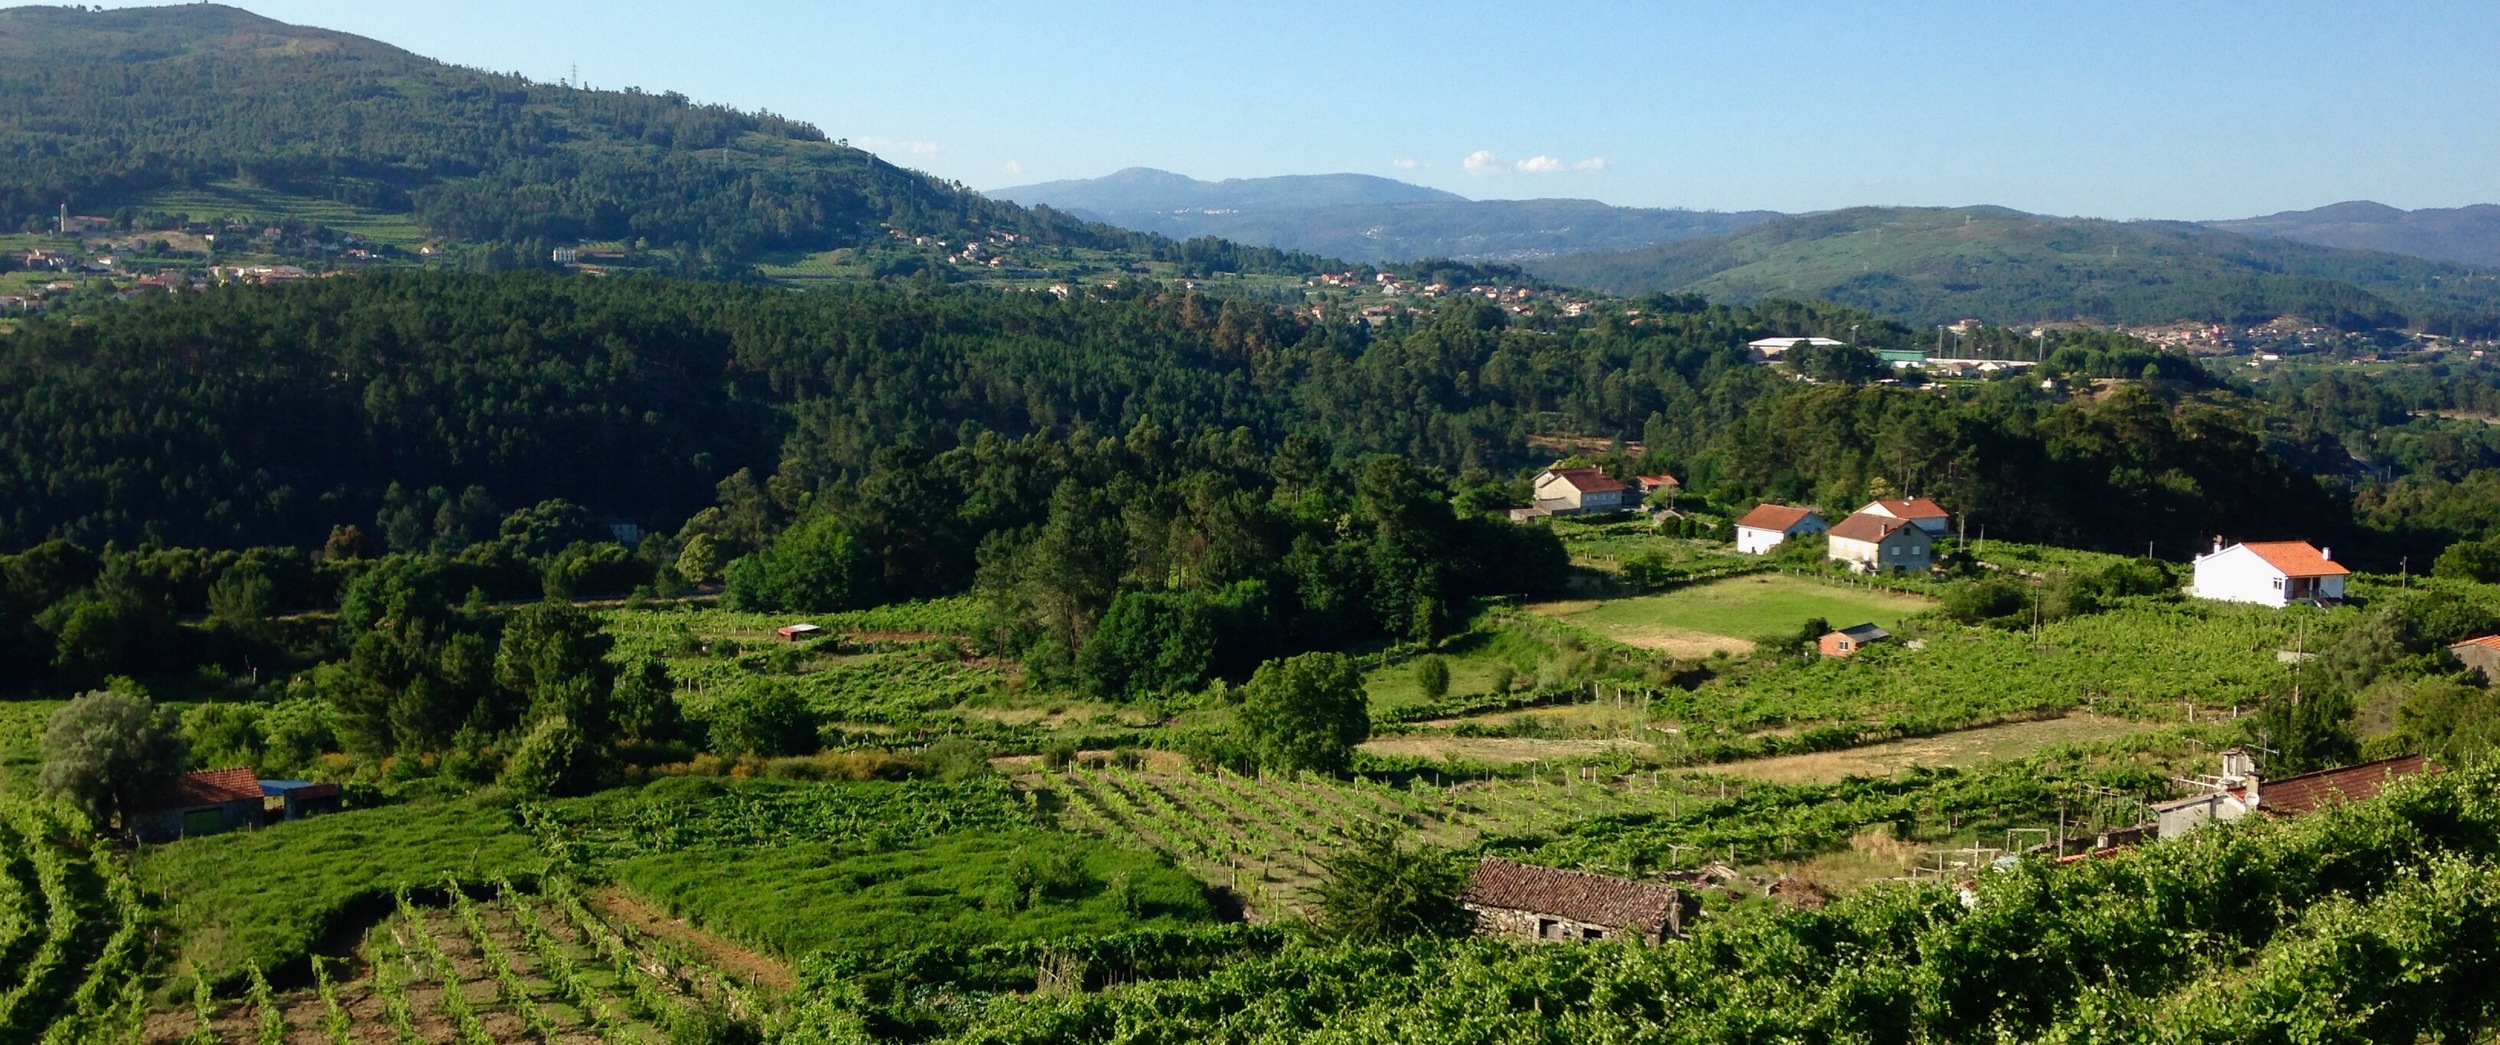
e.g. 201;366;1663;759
0;797;150;1042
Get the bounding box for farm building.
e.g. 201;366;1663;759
775;623;823;642
129;767;263;843
2152;752;2431;840
1461;857;1698;944
260;779;344;821
2448;635;2500;682
2189;539;2347;607
1819;622;1891;657
1733;504;1826;554
1853;496;1951;537
1508;467;1635;521
1825;512;1933;574
1635;474;1681;497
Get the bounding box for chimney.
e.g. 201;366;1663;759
2320;547;2331;561
2220;748;2253;780
2243;772;2260;811
2212;535;2225;554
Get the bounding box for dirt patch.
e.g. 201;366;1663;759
1524;599;1601;617
1359;736;1644;764
590;887;795;994
1708;715;2161;785
1608;626;1755;657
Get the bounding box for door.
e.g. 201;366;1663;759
181;807;224;837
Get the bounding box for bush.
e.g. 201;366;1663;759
705;682;822;757
1413;655;1451;700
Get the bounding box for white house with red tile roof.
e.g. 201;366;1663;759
1825;512;1934;574
1853;497;1951;537
1734;504;1826;554
2190;539;2349;607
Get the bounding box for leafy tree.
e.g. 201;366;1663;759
494;598;619;740
706;682;820;758
39;690;188;829
2247;680;2360;775
501;714;608;796
2394;678;2500;764
181;703;268;773
1078;589;1217;700
1236;652;1369;775
2433;536;2500;583
723;512;871;614
1314;822;1470;940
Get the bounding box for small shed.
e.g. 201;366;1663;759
129;767;264;843
1819;623;1891;658
775;623;823;643
1461;857;1698;945
260;779;344;822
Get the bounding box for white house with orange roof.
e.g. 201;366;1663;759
2190;539;2349;607
1733;504;1826;554
1853;497;1951;537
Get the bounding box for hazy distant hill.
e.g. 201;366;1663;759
0;5;1321;277
1528;206;2500;333
993;168;1779;263
2207;201;2500;268
995;167;1464;214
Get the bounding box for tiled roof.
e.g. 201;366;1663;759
1544;467;1627;494
1736;504;1819;532
160;767;262;808
2236;541;2349;578
1826;512;1919;543
2258;754;2430;815
2446;635;2500;654
1462;857;1692;935
1637;474;1681;488
1863;497;1948;520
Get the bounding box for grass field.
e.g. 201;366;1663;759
1533;573;1934;655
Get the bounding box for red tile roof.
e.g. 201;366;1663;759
1462;857;1693;936
162;767;262;808
1826;512;1922;543
1544;467;1627;494
2258;754;2430;815
1637;474;1681;488
1863;497;1948;520
2238;541;2349;577
2447;635;2500;654
1736;504;1819;531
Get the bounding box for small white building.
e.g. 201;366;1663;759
1853;497;1952;537
2190;540;2348;607
1825;512;1933;574
1733;504;1826;554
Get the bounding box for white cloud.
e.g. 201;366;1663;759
1467;150;1610;176
1392;158;1423;170
857;137;943;158
1001;160;1025;176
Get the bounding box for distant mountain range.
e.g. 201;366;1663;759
1526;206;2500;333
992;168;1780;263
2208;201;2500;268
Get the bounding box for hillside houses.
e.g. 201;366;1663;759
1854;497;1951;536
2190;539;2347;607
1509;469;1680;521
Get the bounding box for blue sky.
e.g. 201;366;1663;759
89;1;2500;218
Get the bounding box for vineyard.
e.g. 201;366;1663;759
146;876;763;1044
1035;733;2186;917
0;795;150;1044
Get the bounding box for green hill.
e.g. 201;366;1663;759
0;4;1322;279
1528;206;2500;334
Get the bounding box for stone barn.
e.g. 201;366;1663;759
1461;856;1698;945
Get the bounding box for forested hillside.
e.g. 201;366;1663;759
0;271;2376;561
0;4;1320;277
1530;206;2500;334
2211;200;2500;268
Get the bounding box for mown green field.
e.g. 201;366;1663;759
1540;573;1933;651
